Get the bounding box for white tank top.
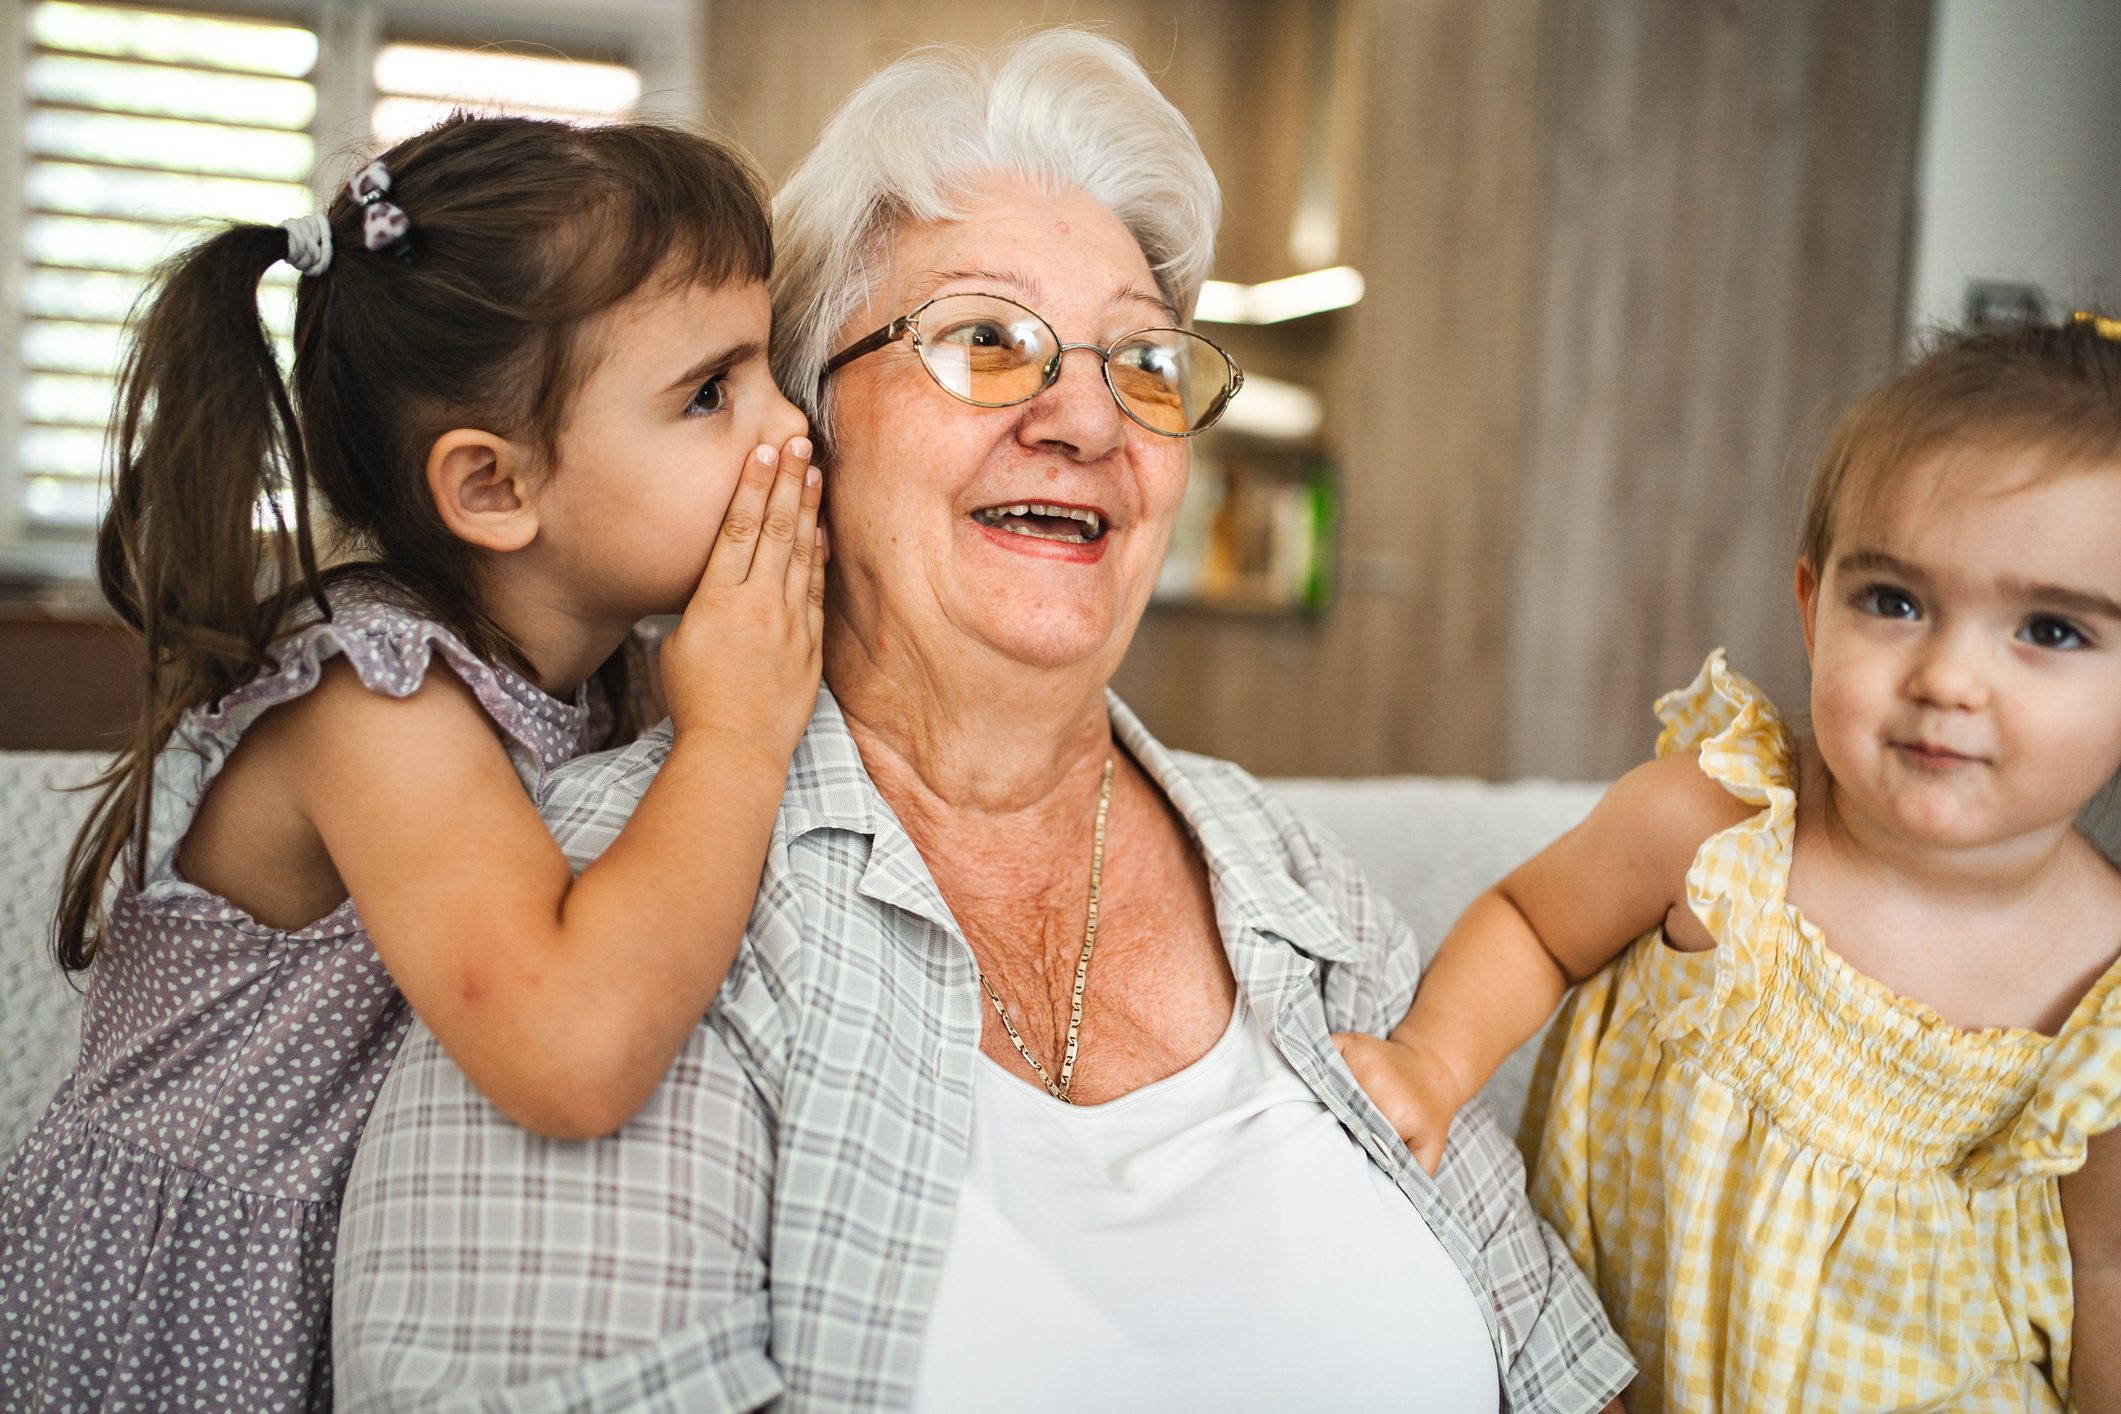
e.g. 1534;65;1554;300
910;995;1501;1412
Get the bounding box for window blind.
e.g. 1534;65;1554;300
12;4;649;540
370;40;639;148
20;0;319;528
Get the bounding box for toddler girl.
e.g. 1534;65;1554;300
1339;315;2121;1411
0;115;822;1409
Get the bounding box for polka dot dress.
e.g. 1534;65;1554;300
0;585;590;1411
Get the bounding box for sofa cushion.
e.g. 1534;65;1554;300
0;753;99;1162
1269;776;1602;1139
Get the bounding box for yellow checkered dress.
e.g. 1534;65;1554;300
1521;651;2121;1412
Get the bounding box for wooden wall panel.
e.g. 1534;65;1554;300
1113;0;1547;778
1499;0;1932;780
703;0;1302;233
702;0;1932;783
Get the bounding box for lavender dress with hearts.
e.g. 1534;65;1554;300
0;586;590;1410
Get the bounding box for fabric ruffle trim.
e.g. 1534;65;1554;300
1966;965;2121;1180
137;586;588;931
1645;648;1793;1046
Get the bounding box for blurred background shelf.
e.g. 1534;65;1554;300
1154;435;1336;618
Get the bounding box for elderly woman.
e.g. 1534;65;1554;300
334;31;1632;1413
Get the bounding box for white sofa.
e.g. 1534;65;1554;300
2;752;103;1166
0;749;1604;1166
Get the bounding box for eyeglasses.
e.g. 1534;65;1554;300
822;292;1244;437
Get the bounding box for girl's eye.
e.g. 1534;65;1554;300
686;375;729;417
1856;584;1920;620
2020;615;2089;651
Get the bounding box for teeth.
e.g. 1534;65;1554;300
973;502;1106;540
994;521;1087;543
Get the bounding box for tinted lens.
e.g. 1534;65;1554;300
1109;330;1235;434
917;295;1057;405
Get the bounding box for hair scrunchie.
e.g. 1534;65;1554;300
348;160;411;254
280;212;333;276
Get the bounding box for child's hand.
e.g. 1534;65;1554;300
659;436;826;759
1331;1030;1468;1176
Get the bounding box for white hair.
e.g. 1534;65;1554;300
769;28;1222;448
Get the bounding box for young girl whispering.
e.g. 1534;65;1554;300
1338;315;2121;1411
0;115;822;1410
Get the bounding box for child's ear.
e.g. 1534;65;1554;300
426;429;539;553
1794;558;1821;662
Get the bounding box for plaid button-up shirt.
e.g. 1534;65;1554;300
333;690;1633;1412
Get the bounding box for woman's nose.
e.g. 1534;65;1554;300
1018;346;1127;462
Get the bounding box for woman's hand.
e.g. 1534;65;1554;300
659;435;826;763
1331;1030;1471;1176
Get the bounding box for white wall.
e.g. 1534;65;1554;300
1908;0;2121;335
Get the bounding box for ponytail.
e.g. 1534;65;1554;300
53;115;774;974
55;224;327;972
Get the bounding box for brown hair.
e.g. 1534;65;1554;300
1799;314;2121;571
55;115;773;972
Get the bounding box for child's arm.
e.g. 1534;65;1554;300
290;444;824;1139
1335;750;1751;1173
2062;1127;2121;1407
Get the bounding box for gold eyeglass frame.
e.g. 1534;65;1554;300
822;291;1244;438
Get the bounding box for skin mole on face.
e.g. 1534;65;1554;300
1056;221;1070;235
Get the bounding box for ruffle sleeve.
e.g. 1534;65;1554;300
1964;965;2121;1183
140;586;589;911
1645;649;1800;1046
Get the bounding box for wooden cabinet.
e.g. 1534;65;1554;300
0;606;138;752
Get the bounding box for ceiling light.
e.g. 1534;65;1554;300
1195;266;1365;325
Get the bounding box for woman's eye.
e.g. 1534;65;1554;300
686;375;728;417
2020;615;2088;651
1856;584;1920;620
939;319;1042;357
939;320;1007;348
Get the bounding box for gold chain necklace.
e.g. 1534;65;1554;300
978;758;1114;1103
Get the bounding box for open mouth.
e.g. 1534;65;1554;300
971;502;1107;544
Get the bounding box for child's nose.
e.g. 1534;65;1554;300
765;385;809;451
1908;630;1990;711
